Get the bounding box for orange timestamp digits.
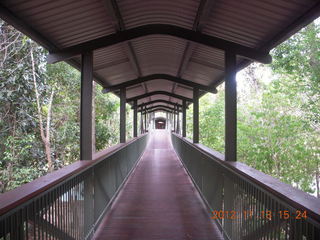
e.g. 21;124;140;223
210;210;307;220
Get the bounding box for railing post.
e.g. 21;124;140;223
182;100;186;137
193;87;199;143
120;88;126;143
133;100;137;137
225;51;237;161
80;51;93;160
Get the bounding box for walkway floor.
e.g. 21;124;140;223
93;130;223;240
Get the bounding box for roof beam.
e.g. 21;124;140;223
138;105;181;113
103;74;217;93
102;0;149;99
172;0;216;100
47;24;272;64
145;108;173;114
136;100;184;109
127;91;193;103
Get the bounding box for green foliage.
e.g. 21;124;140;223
185;23;320;197
0;20;126;192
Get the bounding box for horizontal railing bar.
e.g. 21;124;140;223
172;133;320;223
0;134;147;217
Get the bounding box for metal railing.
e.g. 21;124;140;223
171;133;320;240
0;134;149;240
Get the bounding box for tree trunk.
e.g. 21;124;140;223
30;47;54;172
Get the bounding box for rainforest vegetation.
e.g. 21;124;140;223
0;19;319;197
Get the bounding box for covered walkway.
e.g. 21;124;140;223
94;130;222;240
1;1;320;239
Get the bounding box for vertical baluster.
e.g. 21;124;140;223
66;182;71;235
72;179;75;239
45;194;48;240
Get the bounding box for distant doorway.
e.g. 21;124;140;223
155;117;166;129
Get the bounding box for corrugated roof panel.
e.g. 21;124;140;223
131;35;186;76
4;0;115;48
203;0;316;48
118;0;200;29
93;45;129;72
145;80;175;93
174;87;193;99
95;62;137;86
126;86;146;99
183;61;224;86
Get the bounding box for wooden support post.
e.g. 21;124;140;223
225;51;237;161
173;105;176;132
120;88;126;143
80;51;93;160
182;100;186;137
193;87;199;143
140;111;144;134
176;104;180;134
133;100;138;137
144;106;147;132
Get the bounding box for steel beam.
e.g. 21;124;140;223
193;87;199;143
103;74;216;93
47;24;272;64
120;88;126;143
225;51;237;161
127;91;193;102
80;52;93;160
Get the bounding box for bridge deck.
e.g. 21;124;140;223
93;130;223;240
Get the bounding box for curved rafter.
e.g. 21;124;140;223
127;91;193;103
135;100;185;109
103;74;217;93
47;24;272;64
138;105;181;113
144;108;173;114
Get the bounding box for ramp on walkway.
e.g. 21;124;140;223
93;130;223;240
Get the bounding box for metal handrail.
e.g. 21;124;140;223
0;133;149;240
171;133;320;240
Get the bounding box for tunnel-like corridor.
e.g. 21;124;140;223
93;130;222;239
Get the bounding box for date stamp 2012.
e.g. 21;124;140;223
210;210;307;220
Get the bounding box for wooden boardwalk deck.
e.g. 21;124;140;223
93;130;223;240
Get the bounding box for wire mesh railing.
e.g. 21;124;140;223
0;134;148;240
171;133;320;240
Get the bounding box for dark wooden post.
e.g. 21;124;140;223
133;100;138;137
120;88;126;143
144;106;147;132
193;87;199;143
80;51;93;160
182;100;186;137
173;105;176;132
166;112;168;129
176;104;180;134
225;51;237;161
140;111;144;134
